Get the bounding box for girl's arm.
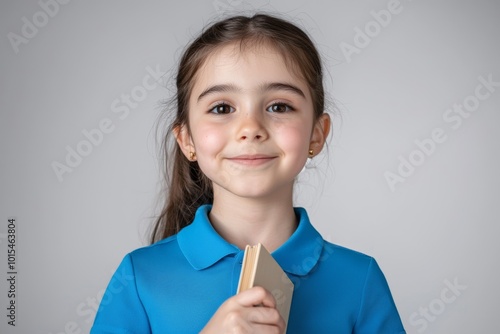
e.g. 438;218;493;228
354;258;406;334
90;254;151;334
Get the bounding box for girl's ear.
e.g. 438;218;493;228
309;113;331;157
174;124;196;160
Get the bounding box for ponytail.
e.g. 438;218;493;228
150;131;213;243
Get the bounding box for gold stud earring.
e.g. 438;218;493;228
308;149;314;157
189;151;196;160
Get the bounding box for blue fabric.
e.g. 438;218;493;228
91;205;406;333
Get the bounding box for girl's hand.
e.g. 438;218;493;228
200;286;286;334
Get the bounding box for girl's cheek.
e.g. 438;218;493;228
275;122;312;152
194;123;227;153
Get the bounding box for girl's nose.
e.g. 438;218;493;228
237;110;269;142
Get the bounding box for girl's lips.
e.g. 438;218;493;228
226;155;277;166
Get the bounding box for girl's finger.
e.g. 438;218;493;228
236;286;277;308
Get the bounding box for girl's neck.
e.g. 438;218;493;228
208;188;298;252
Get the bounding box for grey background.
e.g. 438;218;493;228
1;0;499;333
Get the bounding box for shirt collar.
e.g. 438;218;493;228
177;204;324;276
177;205;240;271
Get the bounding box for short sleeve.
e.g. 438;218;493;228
90;254;151;334
354;258;406;334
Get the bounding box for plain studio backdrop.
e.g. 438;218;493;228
1;0;499;333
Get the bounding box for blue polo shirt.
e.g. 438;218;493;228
91;205;405;333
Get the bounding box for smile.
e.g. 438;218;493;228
226;155;278;166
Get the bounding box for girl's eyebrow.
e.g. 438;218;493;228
261;82;305;99
197;84;240;102
197;82;306;102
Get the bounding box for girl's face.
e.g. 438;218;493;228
177;42;329;201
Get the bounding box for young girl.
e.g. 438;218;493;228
91;13;405;333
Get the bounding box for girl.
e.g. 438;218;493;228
91;13;405;333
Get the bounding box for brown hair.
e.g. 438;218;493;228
150;13;326;244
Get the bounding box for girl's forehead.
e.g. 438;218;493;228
202;42;286;73
192;42;309;94
211;41;281;62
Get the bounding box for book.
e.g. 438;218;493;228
237;243;294;331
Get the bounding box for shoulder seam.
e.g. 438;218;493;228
128;235;178;256
353;257;375;329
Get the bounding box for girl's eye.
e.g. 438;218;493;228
209;103;234;114
266;103;294;113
